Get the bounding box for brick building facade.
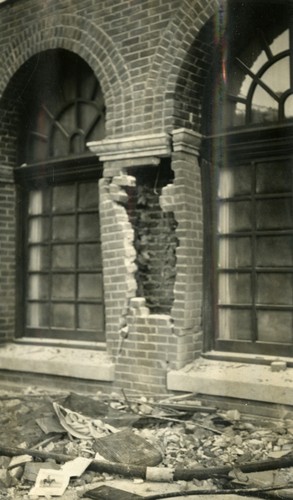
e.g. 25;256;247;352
1;0;293;408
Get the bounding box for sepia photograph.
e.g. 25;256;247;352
0;0;292;498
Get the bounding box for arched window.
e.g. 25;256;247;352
15;50;106;345
227;28;293;126
203;2;293;357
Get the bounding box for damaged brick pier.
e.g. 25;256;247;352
88;130;203;394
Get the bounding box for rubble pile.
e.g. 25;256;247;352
0;388;293;499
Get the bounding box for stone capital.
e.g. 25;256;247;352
87;133;172;165
172;128;202;155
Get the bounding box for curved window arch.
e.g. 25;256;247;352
227;28;293;127
20;50;105;164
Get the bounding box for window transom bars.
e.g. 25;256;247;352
26;181;104;342
203;3;293;356
227;25;293;128
16;50;105;345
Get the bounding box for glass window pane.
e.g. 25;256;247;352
79;103;99;132
219;309;251;340
219;201;252;232
78;273;103;299
256;199;292;229
270;30;289;56
52;245;75;269
70;132;84;155
27;303;49;327
219;165;251;197
28;217;50;242
58;106;75;136
29;190;50;215
233;101;246;127
26;179;104;341
257;273;293;305
78;213;99;239
52;215;75;240
256;236;293;267
78;244;101;268
219;237;251;268
237;74;253;104
262;57;290;95
53;185;76;212
251;86;278;124
52;274;75;299
285;94;293;119
51;304;75;328
78;304;104;330
29;136;48;164
29;246;50;271
257;311;292;343
79;182;99;210
256;161;292;193
28;275;49;300
51;127;69;158
219;273;251;304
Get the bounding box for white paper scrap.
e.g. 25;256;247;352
61;457;92;478
29;469;69;497
9;454;33;468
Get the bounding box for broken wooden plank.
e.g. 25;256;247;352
36;415;65;434
23;461;61;482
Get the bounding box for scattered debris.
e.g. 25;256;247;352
1;388;293;498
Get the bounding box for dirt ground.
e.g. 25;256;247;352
0;385;292;499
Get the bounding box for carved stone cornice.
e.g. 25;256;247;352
88;133;172;164
172;128;202;155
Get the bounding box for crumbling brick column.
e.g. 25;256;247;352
89;134;177;393
99;173;137;362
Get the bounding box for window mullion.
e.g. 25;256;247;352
48;187;53;330
251;162;257;343
74;182;79;332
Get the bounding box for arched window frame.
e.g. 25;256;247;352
202;3;293;358
14;50;106;348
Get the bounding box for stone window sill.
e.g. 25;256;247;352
167;355;293;406
0;343;115;381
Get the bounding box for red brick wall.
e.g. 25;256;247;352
0;0;218;391
0;0;215;137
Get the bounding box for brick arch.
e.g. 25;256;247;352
0;13;131;137
144;0;217;133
